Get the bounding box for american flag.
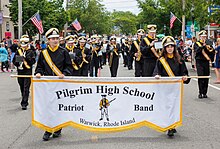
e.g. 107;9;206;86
170;12;177;29
72;19;82;31
31;12;44;34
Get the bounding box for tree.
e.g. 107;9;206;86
67;0;111;34
137;0;213;36
9;0;67;37
111;11;138;35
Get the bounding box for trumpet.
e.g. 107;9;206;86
206;45;214;52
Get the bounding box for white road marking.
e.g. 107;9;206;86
192;78;220;91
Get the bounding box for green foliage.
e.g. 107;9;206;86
137;0;220;36
111;11;138;35
9;0;66;36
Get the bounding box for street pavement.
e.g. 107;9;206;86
0;59;220;149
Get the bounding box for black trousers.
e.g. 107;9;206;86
102;52;107;65
123;53;128;66
135;60;144;77
78;64;89;76
142;59;156;77
18;77;31;106
90;59;99;77
196;60;210;95
1;61;9;71
128;55;133;70
110;57;119;77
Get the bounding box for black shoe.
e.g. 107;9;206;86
198;94;203;99
53;129;62;138
99;118;103;121
107;118;109;121
21;105;27;110
203;94;208;98
43;131;52;141
173;128;177;133
167;129;174;137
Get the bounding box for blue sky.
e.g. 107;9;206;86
101;0;140;15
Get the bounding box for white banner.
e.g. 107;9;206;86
32;77;183;133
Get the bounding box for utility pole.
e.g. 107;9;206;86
0;0;2;40
182;0;185;42
64;0;69;37
18;0;22;39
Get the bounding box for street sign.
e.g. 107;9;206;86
187;21;199;31
208;5;220;15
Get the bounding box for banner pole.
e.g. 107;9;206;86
10;75;211;79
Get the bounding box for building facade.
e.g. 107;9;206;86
0;0;15;40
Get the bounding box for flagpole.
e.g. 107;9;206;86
171;12;182;24
22;10;39;28
18;0;22;38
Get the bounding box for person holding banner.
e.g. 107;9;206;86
12;35;36;110
193;30;215;99
141;25;160;77
130;29;145;77
153;36;190;137
35;28;74;141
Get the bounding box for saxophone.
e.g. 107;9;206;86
134;40;141;61
79;47;89;68
72;59;79;70
68;47;79;70
18;51;25;70
18;48;31;70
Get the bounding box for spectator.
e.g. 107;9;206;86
10;39;18;71
214;38;220;84
40;41;47;50
0;43;9;72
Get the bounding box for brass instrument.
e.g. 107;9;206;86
72;59;79;70
69;49;79;70
79;47;89;68
133;40;141;61
91;44;99;60
18;50;26;70
205;45;214;52
109;44;118;67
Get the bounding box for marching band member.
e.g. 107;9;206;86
153;36;190;137
59;36;65;48
130;29;145;77
106;36;121;77
90;35;101;77
65;35;79;76
121;38;130;68
76;36;91;76
12;35;36;110
141;25;160;76
35;28;74;141
194;30;215;99
127;38;134;70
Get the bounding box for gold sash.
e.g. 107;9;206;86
42;50;62;76
159;57;175;77
196;42;211;61
144;38;160;58
134;41;141;61
17;49;31;69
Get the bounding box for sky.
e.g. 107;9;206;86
100;0;140;15
64;0;141;15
